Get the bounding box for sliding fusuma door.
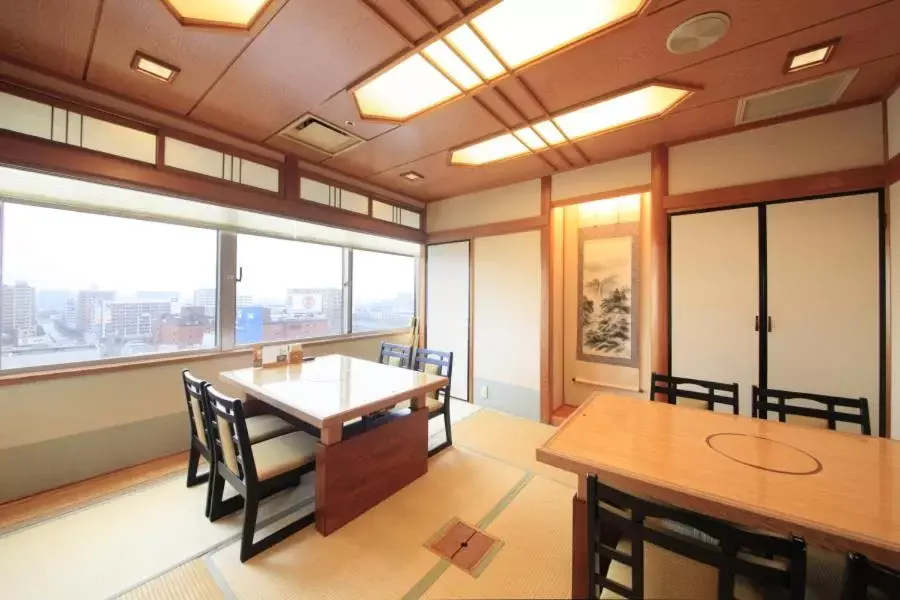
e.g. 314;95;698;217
426;241;470;401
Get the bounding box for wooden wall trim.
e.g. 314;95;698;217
426;215;547;244
551;184;651;209
540;176;552;423
664;166;886;213
650;146;669;399
887;153;900;187
0;131;425;243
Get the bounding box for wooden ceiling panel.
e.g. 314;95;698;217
471;88;527;128
264;136;331;164
369;151;553;201
491;78;546;121
309;91;398;140
368;0;434;43
646;0;688;14
190;0;409;141
85;0;287;115
414;0;464;28
669;2;900;115
517;0;886;114
0;0;102;79
324;97;504;177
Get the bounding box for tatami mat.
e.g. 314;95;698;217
211;447;527;600
453;408;577;488
421;474;573;599
117;559;224;600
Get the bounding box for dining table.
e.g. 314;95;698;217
536;392;900;598
220;353;448;535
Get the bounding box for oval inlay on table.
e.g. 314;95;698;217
705;433;823;475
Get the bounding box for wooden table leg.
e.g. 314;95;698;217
320;423;343;446
410;394;426;411
315;409;428;536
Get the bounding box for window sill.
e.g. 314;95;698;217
0;328;413;387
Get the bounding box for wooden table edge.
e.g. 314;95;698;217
536;438;900;571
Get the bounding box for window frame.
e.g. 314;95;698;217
0;196;418;377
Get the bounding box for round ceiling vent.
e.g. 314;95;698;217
666;12;730;55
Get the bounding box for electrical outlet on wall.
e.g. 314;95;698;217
480;385;489;399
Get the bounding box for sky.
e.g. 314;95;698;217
3;203;415;305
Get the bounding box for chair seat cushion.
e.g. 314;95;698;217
252;431;317;481
601;538;765;600
245;414;295;444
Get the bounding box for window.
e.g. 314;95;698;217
235;234;344;344
351;250;416;333
0;203;218;370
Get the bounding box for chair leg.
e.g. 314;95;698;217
240;493;260;563
443;407;453;447
186;444;201;487
204;460;216;518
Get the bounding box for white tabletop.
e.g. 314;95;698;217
220;354;448;429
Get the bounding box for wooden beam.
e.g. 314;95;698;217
0;130;426;243
426;215;547;244
664;166;886;212
552;184;651;209
650;146;669;398
540;176;552;423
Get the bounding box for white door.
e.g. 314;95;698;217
426;242;470;401
766;194;880;434
670;207;760;415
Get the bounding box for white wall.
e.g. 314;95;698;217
0;333;409;501
550;153;650;202
473;231;542;420
888;88;900;160
892;181;900;441
669;104;884;194
426;179;541;232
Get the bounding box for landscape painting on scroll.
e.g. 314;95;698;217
578;226;639;367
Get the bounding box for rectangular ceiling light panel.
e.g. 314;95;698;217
451;83;691;165
131;52;179;82
164;0;272;28
353;54;462;121
353;0;646;122
471;0;646;69
786;40;838;73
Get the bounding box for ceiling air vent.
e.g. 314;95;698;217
277;115;363;155
735;70;857;125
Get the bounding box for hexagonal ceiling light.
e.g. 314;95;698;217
161;0;274;29
352;0;649;122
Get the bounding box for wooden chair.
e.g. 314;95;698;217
378;342;412;368
203;384;317;562
587;475;807;599
387;348;454;456
650;373;739;414
182;369;297;516
841;553;900;599
752;386;871;435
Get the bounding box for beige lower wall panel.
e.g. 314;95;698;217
668;104;884;195
550;153;650;202
888;88;900;160
427;179;541;233
473;231;541;414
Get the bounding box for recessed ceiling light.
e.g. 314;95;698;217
401;172;424;181
450;83;693;166
131;52;179;83
666;12;730;55
352;0;648;122
785;39;839;73
161;0;274;29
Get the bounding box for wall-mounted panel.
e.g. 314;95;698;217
427;179;542;232
163;136;279;193
372;199;394;222
551;153;650;202
0;92;52;140
81;116;156;164
400;209;421;229
300;177;331;206
669;104;884;194
473;230;541;420
340;190;369;215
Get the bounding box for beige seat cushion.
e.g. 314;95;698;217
392;397;444;414
601;538;766;600
675;397;710;411
245;414;294;444
804;547;847;600
785;414;829;430
252;431;317;481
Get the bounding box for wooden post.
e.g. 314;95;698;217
650;146;669;401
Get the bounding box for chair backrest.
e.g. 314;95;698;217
412;348;453;403
752;386;871;435
842;553;900;599
379;342;412;368
202;384;258;487
182;369;210;447
587;475;806;600
649;373;739;415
